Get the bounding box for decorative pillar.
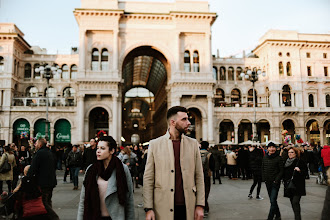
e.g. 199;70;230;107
205;32;211;73
113;30;119;77
50;127;55;145
117;96;122;145
112;95;118;141
234;126;238;144
77;95;85;143
79;29;86;74
0;90;2;106
207;96;214;142
175;31;180;71
320;127;324;146
30;128;34;139
202;118;208;141
291;92;295;107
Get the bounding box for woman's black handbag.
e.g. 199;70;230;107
284;160;299;197
0;154;11;173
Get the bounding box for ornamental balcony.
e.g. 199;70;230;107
12;97;76;107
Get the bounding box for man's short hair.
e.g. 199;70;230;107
200;141;209;150
267;142;276;148
166;106;188;120
38;138;47;148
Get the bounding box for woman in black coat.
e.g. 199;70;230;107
283;146;307;220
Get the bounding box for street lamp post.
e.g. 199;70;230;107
240;68;266;142
35;64;62;141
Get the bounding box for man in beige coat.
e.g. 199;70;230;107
144;106;205;220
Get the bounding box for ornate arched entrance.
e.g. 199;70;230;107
121;46;169;144
187;108;202;141
306;119;320;146
89;107;109;140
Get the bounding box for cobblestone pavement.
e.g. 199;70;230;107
8;171;327;220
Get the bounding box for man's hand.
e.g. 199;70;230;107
145;210;155;220
194;206;204;220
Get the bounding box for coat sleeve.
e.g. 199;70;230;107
195;141;205;207
275;157;284;183
123;164;135;220
0;153;5;168
27;152;39;177
77;164;93;220
143;142;155;209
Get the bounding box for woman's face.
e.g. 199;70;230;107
96;141;114;161
288;149;296;159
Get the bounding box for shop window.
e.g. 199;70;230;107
286;62;292;76
91;48;99;71
24;63;32;79
220;66;226;80
71;65;78;79
193;51;199;72
184;50;191;72
101;49;109;71
307;66;312;76
308;94;314;107
279;62;283;75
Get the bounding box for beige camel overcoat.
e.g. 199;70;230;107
143;131;205;220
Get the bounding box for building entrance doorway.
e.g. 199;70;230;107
121;46;169;144
89;107;109;140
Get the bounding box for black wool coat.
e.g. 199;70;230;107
283;158;307;197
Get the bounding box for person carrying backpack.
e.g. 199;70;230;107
200;141;212;217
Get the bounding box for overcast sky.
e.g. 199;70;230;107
0;0;329;57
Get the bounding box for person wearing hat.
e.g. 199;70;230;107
262;142;284;220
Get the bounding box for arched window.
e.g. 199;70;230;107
282;84;291;106
236;67;243;80
193;51;199;72
220;66;226;80
231;89;241;103
101;49;109;71
63;87;75;98
309;94;314;107
17;61;20;75
213;66;218;80
45;87;57;98
279;62;283;75
266;87;270;107
228;67;234;80
326;94;330;107
215;88;225;107
0;56;4;71
26;86;38;98
24;63;32;79
34;63;40;79
184;50;191;72
62;64;69;79
286;62;292;76
14;60;17;75
91;48;99;71
248;89;258;106
71;65;78;79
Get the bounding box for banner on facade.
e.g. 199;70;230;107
13;119;30;135
34;119;50;139
55;119;71;143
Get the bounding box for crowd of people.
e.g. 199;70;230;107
0;105;328;220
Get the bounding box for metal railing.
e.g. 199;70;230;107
12;97;76;107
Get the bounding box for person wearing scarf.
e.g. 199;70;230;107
283;147;307;220
77;136;135;220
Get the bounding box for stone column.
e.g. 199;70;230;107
234;126;238;144
112;95;118;141
319;127;324;146
207;96;214;142
50;127;55;145
291;92;295;107
205;32;211;73
175;31;180;71
202;118;208;141
77;95;85;143
117;96;122;145
79;29;86;74
113;30;119;77
30;128;34;139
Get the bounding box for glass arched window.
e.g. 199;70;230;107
101;49;109;71
45;87;57;98
62;64;69;79
24;63;32;79
309;94;314;107
0;56;4;71
326;94;330;107
34;63;40;79
213;66;218;80
184;50;191;72
279;62;283;75
228;67;234;80
17;61;19;75
91;48;99;71
220;66;226;80
282;84;291;106
286;62;292;76
71;64;78;79
236;67;243;80
26;86;38;97
248;89;258;106
231;89;241;103
193;51;199;72
215;88;225;107
63;87;75;98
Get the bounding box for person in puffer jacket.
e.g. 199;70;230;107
66;145;83;190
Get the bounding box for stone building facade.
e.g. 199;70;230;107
0;0;329;147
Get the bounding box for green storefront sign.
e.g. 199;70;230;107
13;119;30;135
55;119;71;143
34;119;50;139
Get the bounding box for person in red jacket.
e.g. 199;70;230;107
321;145;330;178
